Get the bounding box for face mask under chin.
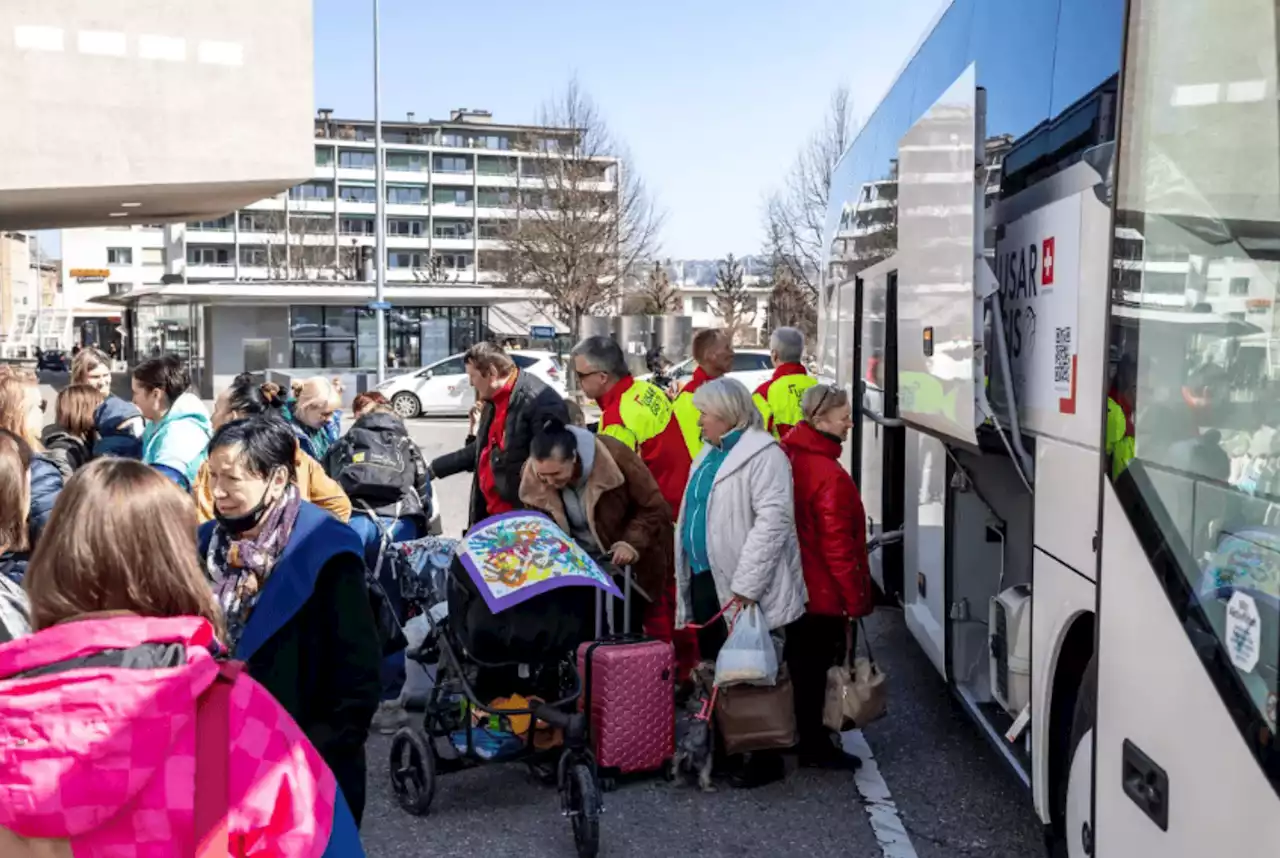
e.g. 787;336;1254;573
215;478;280;535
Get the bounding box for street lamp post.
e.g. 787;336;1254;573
373;0;388;383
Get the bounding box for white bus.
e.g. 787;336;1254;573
819;1;1280;855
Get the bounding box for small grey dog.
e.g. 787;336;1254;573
673;661;716;792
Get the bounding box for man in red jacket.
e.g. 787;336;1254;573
780;382;871;771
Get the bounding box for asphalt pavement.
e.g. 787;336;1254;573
367;419;1048;858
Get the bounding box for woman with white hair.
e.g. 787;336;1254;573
675;376;807;788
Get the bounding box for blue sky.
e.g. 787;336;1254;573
313;0;944;259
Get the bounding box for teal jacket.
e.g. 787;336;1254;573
141;392;213;490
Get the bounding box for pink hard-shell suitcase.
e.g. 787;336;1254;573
576;567;675;774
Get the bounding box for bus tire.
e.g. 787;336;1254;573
1054;655;1097;858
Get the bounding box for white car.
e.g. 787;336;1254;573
376;350;567;418
641;349;775;395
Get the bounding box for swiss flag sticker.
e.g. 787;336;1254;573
1042;237;1055;286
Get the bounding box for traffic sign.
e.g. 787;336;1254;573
530;325;556;339
367;301;392;311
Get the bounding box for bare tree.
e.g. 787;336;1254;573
499;78;662;341
254;210;360;280
622;260;681;315
765;261;815;340
763;86;854;303
712;254;756;343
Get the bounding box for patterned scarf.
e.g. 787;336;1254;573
206;484;303;652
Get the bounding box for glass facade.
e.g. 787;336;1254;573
1107;1;1280;776
289;304;487;368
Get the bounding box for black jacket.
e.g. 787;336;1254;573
40;426;92;481
430;370;568;528
324;411;431;523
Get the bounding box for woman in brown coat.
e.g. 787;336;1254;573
519;417;673;632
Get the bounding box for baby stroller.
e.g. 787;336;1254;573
383;534;604;858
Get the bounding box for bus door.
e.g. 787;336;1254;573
1092;3;1280;854
855;258;905;601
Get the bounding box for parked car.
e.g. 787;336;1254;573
35;350;69;373
376;349;567;418
640;349;775;396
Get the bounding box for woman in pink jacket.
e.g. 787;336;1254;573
0;458;364;857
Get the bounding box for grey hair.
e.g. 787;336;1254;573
802;383;849;423
769;327;805;363
570;335;630;379
692;377;763;432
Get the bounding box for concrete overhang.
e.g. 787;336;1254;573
0;0;315;230
92;281;550;308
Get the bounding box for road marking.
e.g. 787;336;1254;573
843;729;920;858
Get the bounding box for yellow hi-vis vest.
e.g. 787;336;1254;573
755;365;817;437
1106;397;1136;479
673;370;773;457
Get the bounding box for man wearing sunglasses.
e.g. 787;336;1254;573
571;335;698;682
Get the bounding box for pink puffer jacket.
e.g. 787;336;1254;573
0;615;361;857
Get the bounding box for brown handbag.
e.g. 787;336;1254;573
715;665;799;755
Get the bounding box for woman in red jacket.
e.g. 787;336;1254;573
780;383;873;770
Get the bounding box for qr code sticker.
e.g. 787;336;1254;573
1054;326;1072;384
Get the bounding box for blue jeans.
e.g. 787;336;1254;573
349;514;422;701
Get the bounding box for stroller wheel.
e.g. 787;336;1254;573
564;762;601;858
389;727;436;816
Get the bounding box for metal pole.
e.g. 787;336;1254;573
373;0;387;383
31;233;42;353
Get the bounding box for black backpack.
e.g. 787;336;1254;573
333;423;416;504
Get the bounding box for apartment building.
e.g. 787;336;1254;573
71;108;618;390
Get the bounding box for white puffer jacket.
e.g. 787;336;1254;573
674;428;807;631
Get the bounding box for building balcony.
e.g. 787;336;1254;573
431;170;474;186
185;228;236;243
385;169;430;184
475;173;519;188
288;198;337;214
185;262;238;281
385;201;430;217
475;237;505;251
385;235;430;250
432;203;475;219
334;200;376;216
431;236;474;252
476;206;519;220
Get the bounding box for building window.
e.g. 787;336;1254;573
107;247;133;265
389;251;426;269
434;155;470;173
338;184;377;203
141;247;164;266
387;218;425;237
477;221;505;240
387;152;428;172
434;220;473;239
387;185;426;205
478;156;517;176
189;216;232;231
478;189;513;208
433;187;472;206
338;149;376;169
441;133;465;147
289;213;334;235
1229;276;1251;295
238;246;267;266
239;212;273;232
289;181;332;201
692;297;708;313
477;135;510;151
437;253;472;271
315;147;334;167
341;217;374;235
187;246;231;266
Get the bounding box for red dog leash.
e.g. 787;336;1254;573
685;601;739;722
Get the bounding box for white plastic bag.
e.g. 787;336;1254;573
714;604;779;687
